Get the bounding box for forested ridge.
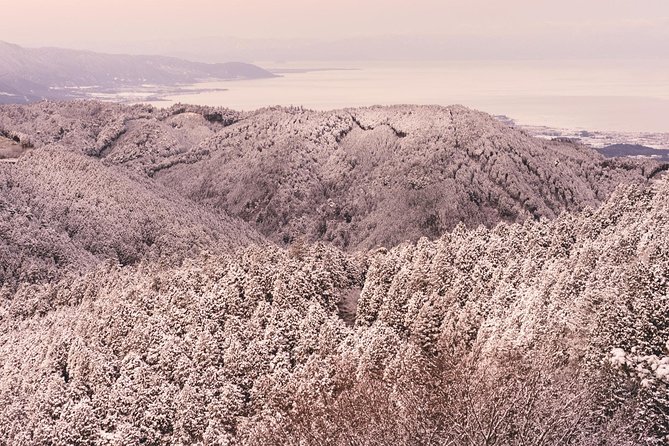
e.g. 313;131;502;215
0;101;660;250
0;101;667;445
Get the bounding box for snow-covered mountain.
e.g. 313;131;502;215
1;101;668;445
2;101;660;250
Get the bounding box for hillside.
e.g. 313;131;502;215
0;102;663;252
1;176;667;445
0;147;264;288
155;105;661;250
0;41;275;104
0;101;667;444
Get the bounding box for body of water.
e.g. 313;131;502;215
143;59;669;133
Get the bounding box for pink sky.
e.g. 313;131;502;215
1;0;666;42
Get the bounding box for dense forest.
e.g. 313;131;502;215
0;101;667;445
0;101;659;249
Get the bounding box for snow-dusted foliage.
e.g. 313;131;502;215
157;104;659;250
0;244;362;445
0;178;668;444
0;102;660;251
0;101;668;445
0;146;263;287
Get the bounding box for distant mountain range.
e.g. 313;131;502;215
0;41;276;104
597;143;669;161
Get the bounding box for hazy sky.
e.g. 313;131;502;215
1;0;668;58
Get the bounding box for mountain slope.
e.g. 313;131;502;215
152;104;660;250
0;100;667;444
0;102;662;252
1;178;667;445
0;147;265;288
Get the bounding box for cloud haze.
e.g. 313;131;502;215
0;0;667;59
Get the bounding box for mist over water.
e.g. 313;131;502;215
145;59;669;133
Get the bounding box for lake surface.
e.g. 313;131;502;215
143;60;669;133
